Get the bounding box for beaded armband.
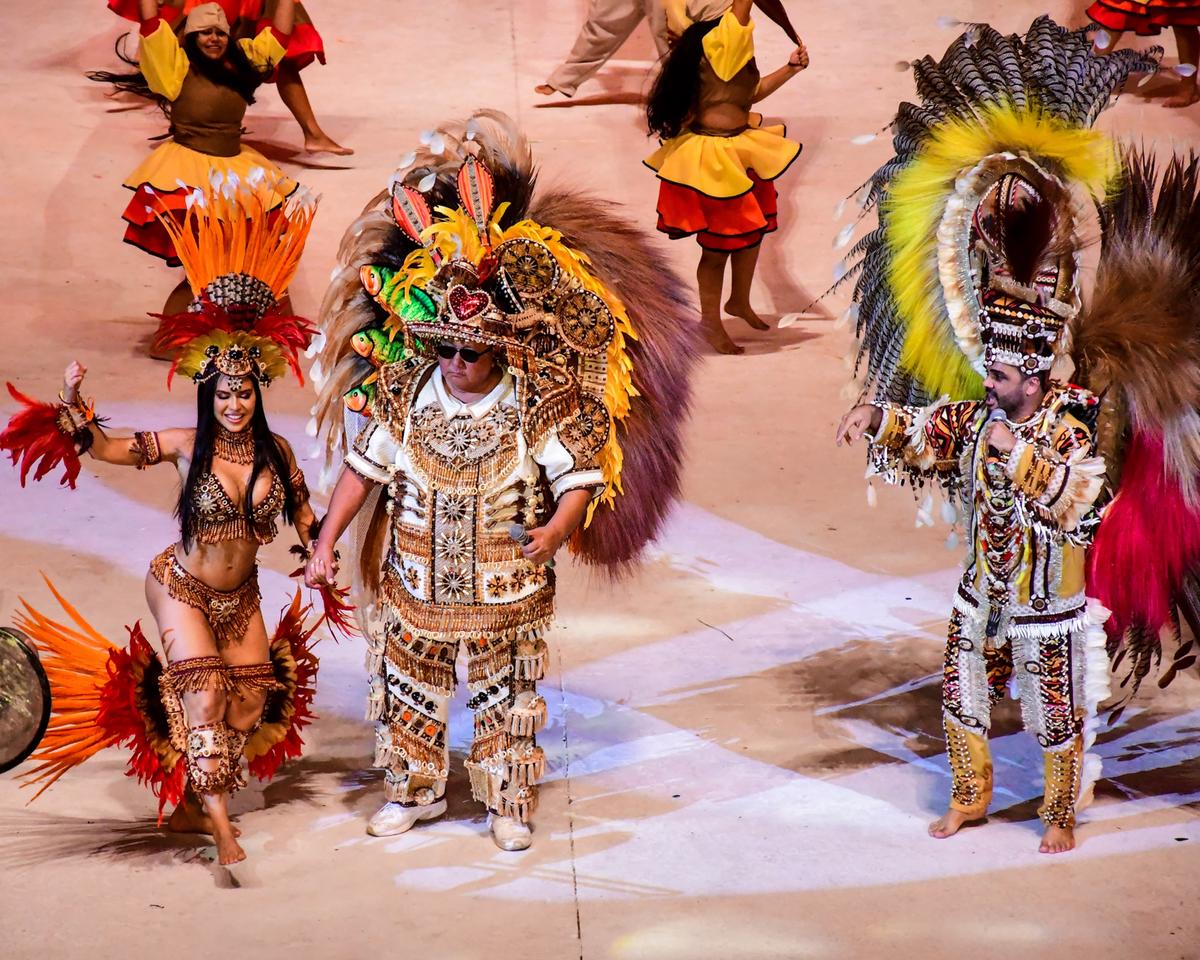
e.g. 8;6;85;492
131;431;163;470
289;465;310;502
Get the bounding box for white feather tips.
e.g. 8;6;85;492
834;223;856;249
851;133;878;145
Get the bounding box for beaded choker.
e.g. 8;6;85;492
213;425;255;465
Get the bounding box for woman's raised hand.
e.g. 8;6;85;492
789;43;809;70
63;361;86;404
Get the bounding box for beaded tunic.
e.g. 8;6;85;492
346;361;603;638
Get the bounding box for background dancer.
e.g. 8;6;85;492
644;0;807;354
536;0;671;99
95;0;301;346
1087;0;1199;107
103;0;352;152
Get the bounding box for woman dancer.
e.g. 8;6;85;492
104;0;352;153
2;182;323;866
645;0;807;354
108;0;300;328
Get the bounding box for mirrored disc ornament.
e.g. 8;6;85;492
0;627;51;774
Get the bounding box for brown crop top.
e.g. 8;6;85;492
132;430;308;545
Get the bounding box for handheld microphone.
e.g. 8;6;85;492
509;523;556;568
985;407;1008;454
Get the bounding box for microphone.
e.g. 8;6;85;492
985;407;1008;455
509;523;555;568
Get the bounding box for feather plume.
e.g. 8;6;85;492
0;384;83;488
16;579;185;821
245;591;322;782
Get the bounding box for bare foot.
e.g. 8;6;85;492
1164;83;1200;108
1039;823;1075;854
214;826;247;866
701;320;745;355
534;84;557;96
928;808;982;839
725;300;770;330
167;797;241;838
304;134;354;156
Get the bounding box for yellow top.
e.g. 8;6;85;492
139;19;288;102
702;10;755;81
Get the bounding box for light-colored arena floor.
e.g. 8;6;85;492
1;2;1198;958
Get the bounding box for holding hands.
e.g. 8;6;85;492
789;42;809;71
304;541;340;588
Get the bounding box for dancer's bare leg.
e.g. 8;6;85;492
275;61;353;154
149;279;193;361
725;244;769;330
1165;27;1200;107
697;248;742;354
167;788;242;837
147;573;245;865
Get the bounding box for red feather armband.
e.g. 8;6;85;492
0;383;104;488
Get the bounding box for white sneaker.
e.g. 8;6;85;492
489;814;532;851
366;799;447;837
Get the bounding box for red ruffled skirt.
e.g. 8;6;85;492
1087;0;1200;33
106;0;326;72
656;174;779;252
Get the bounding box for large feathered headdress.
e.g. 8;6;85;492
314;110;698;576
151;170;320;388
839;16;1158;406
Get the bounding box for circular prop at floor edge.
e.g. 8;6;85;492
0;627;51;774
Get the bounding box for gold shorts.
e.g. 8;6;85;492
149;546;260;649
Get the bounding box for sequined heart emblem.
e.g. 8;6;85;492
448;285;491;322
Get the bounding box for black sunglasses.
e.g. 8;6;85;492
435;344;491;363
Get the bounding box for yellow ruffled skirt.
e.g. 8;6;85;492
644;121;801;199
122;141;297;264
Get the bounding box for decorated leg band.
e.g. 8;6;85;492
227;662;281;698
513;634;548;683
508;690;548;737
185;720;238;795
167;655;233;694
944;715;992;817
1039;737;1083;829
150;546;261;649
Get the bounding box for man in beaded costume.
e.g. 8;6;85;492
828;19;1168;853
306;112;696;850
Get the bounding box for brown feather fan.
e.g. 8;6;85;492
528;188;700;575
1071;149;1200;501
1074;148;1200;693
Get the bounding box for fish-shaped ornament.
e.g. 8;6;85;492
351;327;409;368
342;381;377;416
360;266;439;326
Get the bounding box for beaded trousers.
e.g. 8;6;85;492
941;605;1087;828
367;617;550;822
